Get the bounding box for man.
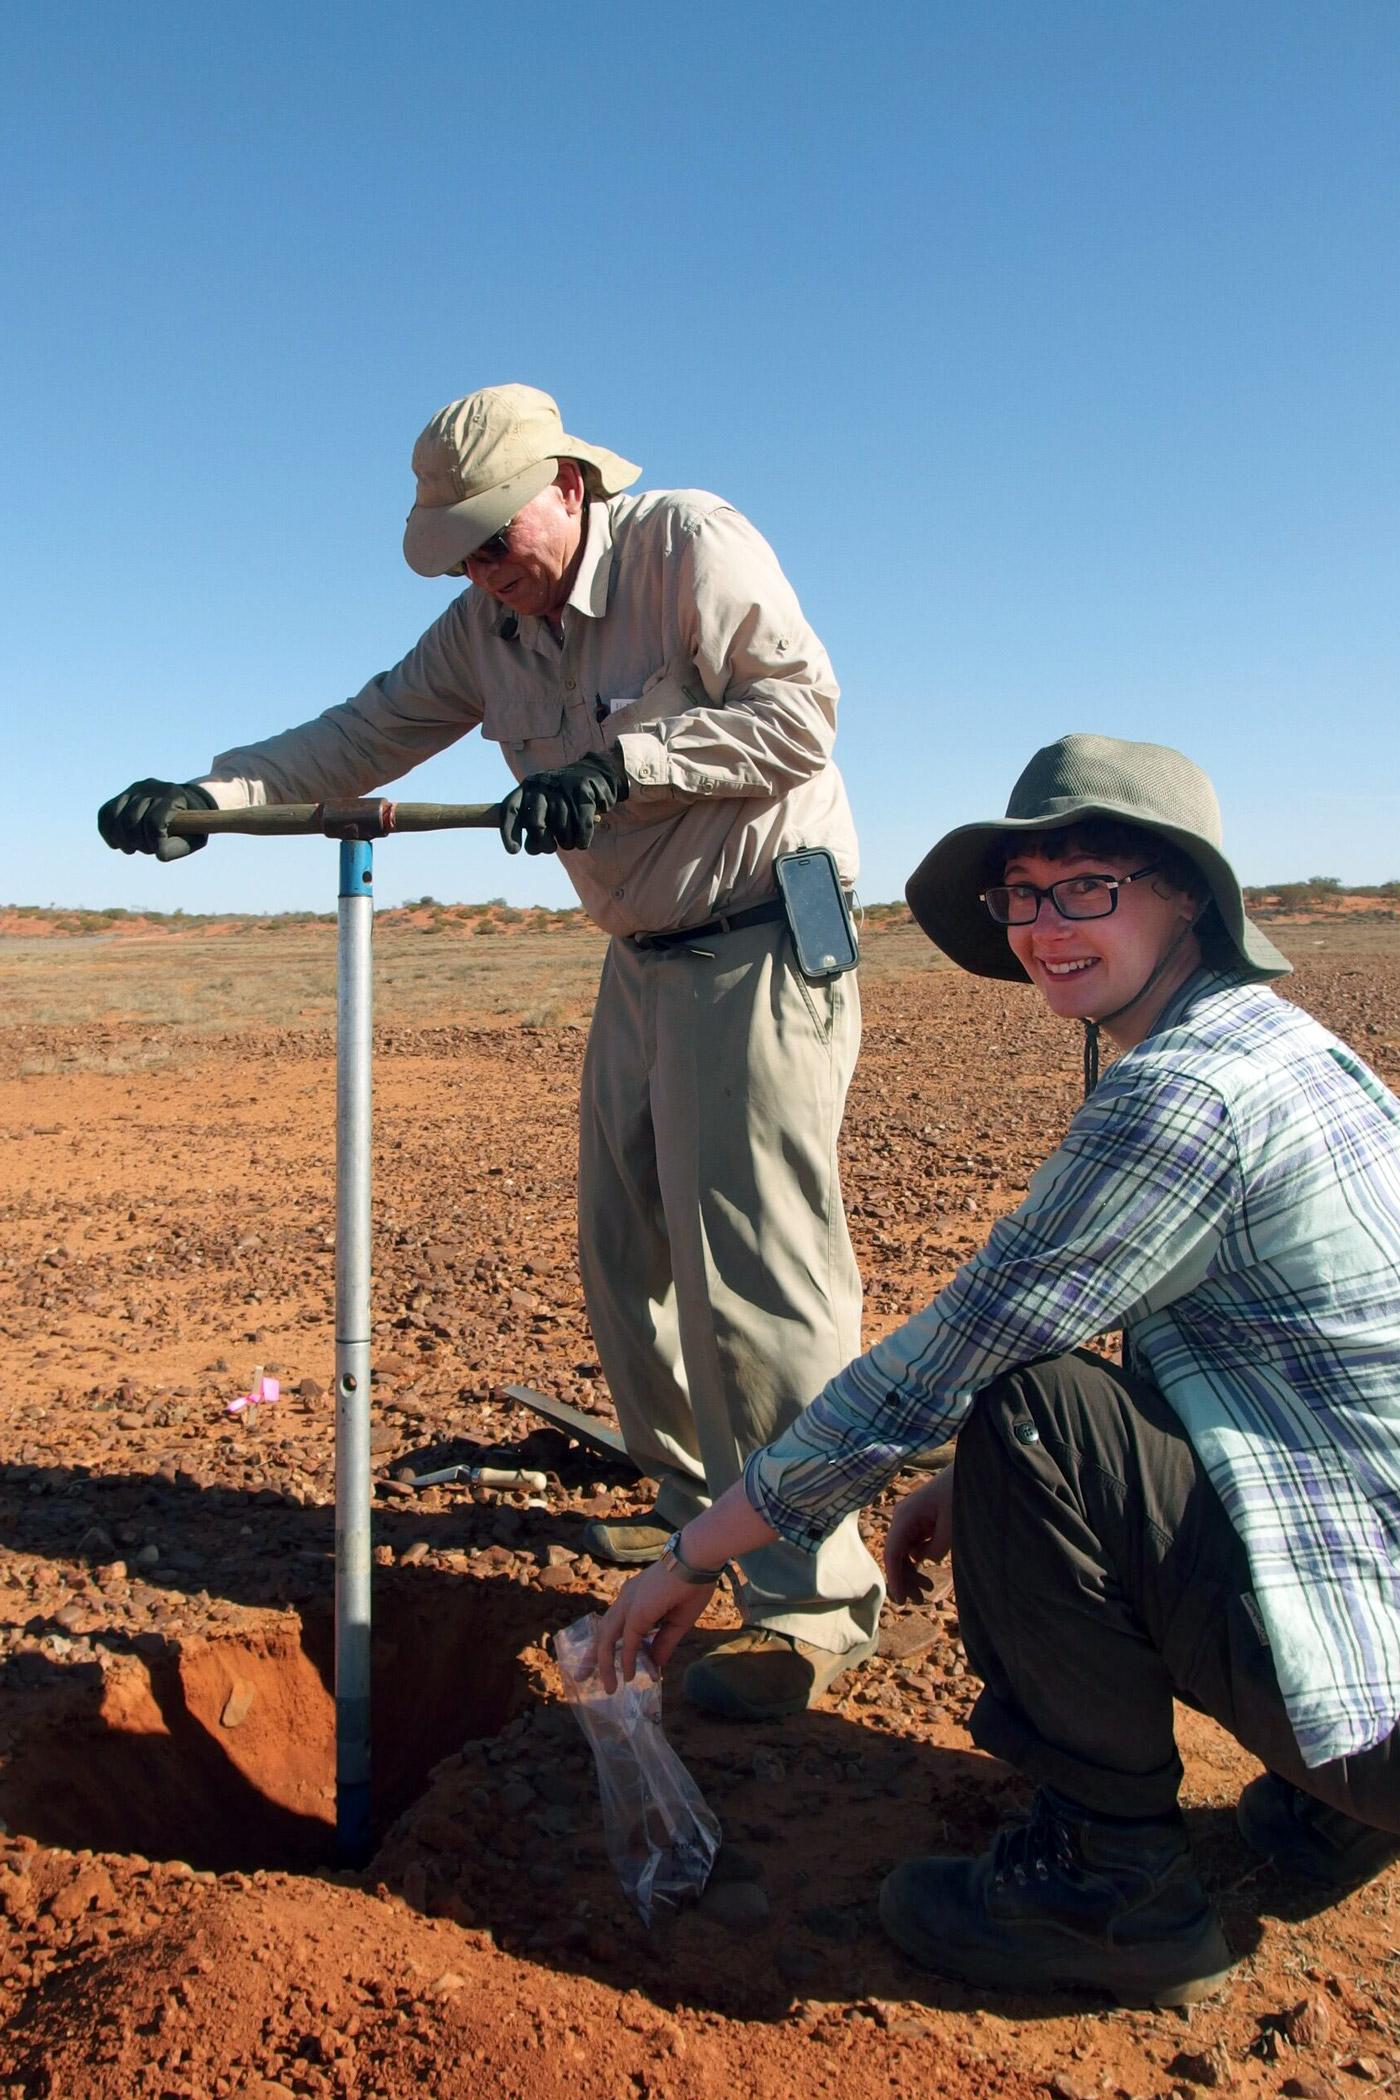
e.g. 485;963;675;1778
98;383;883;1720
597;734;1400;2006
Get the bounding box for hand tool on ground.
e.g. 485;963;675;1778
168;796;501;1864
496;1382;633;1466
403;1460;549;1493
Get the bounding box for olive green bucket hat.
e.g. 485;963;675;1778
403;382;642;577
906;733;1291;984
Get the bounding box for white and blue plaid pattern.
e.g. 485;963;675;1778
746;972;1400;1769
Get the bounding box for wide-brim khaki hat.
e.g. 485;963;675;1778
906;733;1291;984
402;383;642;576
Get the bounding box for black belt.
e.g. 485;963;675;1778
630;897;787;950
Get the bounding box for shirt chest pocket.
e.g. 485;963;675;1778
602;664;704;734
479;691;569;774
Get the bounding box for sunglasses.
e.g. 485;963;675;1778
468;518;516;565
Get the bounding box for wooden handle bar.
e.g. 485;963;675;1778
166;799;504;841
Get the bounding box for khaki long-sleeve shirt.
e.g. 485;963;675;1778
199;490;858;939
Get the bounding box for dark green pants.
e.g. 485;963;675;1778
953;1350;1400;1831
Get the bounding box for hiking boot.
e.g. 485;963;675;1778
1236;1773;1400;1891
579;1512;672;1566
878;1787;1234;2008
682;1629;876;1721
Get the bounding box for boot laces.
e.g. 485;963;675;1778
991;1793;1080;1891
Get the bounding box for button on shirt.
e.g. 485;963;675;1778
745;972;1400;1769
199;491;857;938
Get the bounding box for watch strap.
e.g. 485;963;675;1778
660;1528;728;1585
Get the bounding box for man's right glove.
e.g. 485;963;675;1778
97;780;218;862
499;751;627;857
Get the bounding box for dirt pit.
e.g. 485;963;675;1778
0;1578;540;1874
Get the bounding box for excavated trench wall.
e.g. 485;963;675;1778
0;1576;544;1873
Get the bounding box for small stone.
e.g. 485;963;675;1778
699;1880;770;1927
135;1543;160;1569
220;1681;256;1729
47;1865;118;1922
1281;2080;1332;2099
1282;1997;1332;2048
1170;2043;1232;2089
429;1970;466;1996
1342;2061;1383;2083
399;1541;431;1567
877;1613;939;1663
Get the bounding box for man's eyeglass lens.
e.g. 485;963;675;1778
982;865;1161;925
472;527;512;563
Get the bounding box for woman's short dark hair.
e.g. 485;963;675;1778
985;820;1207;902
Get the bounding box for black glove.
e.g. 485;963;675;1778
499;752;628;857
97;779;218;862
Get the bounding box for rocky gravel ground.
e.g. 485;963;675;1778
0;920;1398;2098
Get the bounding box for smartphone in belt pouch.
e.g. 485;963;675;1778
775;848;859;980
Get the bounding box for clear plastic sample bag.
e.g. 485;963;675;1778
555;1612;720;1924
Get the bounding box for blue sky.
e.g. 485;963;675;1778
5;2;1398;914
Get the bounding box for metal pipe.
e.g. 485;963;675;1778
334;838;374;1865
162;795;513;1861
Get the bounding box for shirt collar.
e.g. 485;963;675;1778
563;496;615;621
1153;965;1240;1036
503;498;615;653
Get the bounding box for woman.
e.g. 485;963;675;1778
596;732;1400;2007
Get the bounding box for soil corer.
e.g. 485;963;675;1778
168;797;499;1863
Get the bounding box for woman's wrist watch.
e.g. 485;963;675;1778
659;1528;728;1585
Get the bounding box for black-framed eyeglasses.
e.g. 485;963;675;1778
981;864;1162;926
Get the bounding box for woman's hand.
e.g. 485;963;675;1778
595;1560;718;1693
883;1463;956;1605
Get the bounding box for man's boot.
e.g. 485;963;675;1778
878;1787;1234;2007
1237;1773;1400;1890
579;1512;671;1565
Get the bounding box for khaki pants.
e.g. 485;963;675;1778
578;916;884;1654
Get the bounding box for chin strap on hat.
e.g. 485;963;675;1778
1080;916;1201;1098
1082;1018;1103;1096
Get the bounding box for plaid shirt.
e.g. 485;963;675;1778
747;971;1400;1768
